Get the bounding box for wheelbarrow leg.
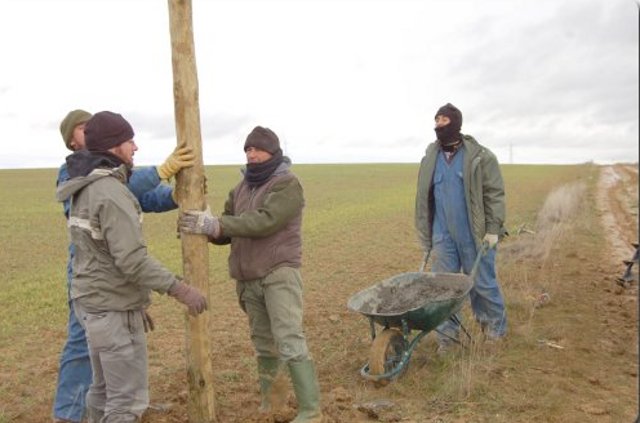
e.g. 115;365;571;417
434;315;472;347
450;314;473;342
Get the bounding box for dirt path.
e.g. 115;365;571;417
597;164;638;263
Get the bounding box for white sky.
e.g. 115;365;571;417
0;0;638;168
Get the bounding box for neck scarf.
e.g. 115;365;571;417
244;149;284;188
67;150;130;178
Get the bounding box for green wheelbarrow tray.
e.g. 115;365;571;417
347;244;487;384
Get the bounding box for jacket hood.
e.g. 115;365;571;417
56;165;128;203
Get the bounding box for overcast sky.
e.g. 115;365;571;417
0;0;637;168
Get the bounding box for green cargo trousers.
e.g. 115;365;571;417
236;266;310;361
73;302;149;422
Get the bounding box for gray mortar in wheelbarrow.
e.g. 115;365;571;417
347;244;487;384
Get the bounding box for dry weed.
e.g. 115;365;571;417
502;181;587;263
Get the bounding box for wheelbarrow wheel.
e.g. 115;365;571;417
368;328;407;386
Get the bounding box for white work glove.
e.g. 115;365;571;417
178;206;221;238
483;233;499;248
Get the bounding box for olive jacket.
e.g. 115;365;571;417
415;134;506;252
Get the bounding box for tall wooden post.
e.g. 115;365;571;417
167;0;217;421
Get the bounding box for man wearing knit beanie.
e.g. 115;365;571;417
84;111;136;155
59;109;92;151
55;110;207;422
52;109;196;423
415;103;508;355
178;126;323;422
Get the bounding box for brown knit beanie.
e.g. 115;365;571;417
244;126;280;154
60;109;92;150
84;111;135;152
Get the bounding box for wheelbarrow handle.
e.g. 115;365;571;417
419;250;431;273
469;241;490;280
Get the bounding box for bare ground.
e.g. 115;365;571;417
6;164;639;422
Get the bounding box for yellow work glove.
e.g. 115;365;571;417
158;144;196;180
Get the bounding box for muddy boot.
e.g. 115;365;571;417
257;356;281;412
288;359;322;423
85;406;104;423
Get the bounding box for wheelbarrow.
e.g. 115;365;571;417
347;243;488;385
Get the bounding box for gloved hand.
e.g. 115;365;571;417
168;280;208;316
178;206;221;238
142;310;155;332
483;233;499;248
158;143;196;180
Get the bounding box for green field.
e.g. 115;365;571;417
4;162;633;422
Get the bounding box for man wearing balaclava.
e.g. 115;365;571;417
415;103;508;353
178;126;322;423
53;109;197;423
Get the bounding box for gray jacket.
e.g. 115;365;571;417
56;165;177;312
415;134;506;251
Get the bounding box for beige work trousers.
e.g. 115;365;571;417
236;266;310;362
73;302;149;422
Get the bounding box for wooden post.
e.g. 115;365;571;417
167;0;217;421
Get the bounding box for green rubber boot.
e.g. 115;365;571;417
257;356;281;412
288;359;322;423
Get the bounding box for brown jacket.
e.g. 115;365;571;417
216;161;304;281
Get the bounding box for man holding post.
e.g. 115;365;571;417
56;111;208;422
53;109;196;422
178;126;322;422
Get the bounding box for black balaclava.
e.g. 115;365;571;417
434;103;463;150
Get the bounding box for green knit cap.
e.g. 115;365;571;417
60;109;92;150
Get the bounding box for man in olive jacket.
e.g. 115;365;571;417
415;103;507;351
56;111;207;422
178;126;322;423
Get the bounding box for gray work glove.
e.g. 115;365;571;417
142;310;155;332
168;280;208;316
483;233;499;248
178;206;221;238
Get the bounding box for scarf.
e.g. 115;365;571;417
67;149;130;178
244;150;284;188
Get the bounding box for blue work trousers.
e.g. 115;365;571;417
431;232;507;342
52;297;91;422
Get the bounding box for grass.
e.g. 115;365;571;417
0;162;636;422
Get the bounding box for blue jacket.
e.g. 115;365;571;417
57;164;177;284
